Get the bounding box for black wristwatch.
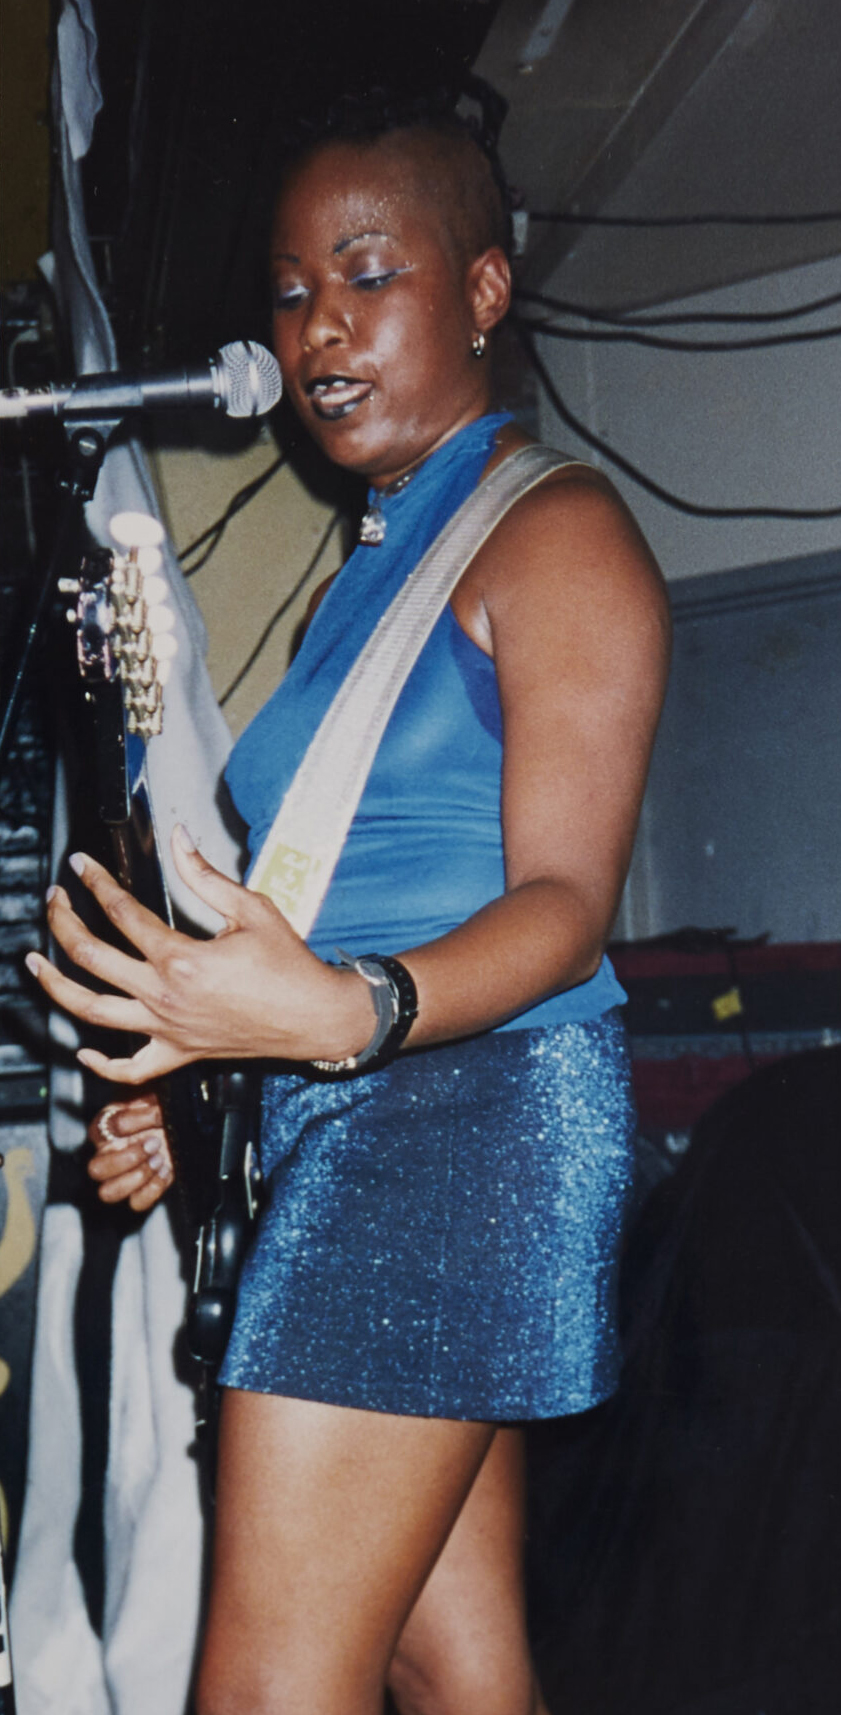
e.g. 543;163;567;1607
310;949;419;1076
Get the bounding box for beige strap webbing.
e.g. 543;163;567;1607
248;444;572;935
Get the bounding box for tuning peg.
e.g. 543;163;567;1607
109;511;165;550
141;574;168;605
58;578;81;596
128;628;152;664
137;545;163;577
116;562;141;603
146;604;174;635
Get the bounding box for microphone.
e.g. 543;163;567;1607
0;340;282;422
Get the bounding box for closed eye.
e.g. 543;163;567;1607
273;285;308;312
272;266;407;311
351;269;403;291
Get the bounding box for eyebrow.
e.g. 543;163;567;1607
271;230;394;266
334;229;392;254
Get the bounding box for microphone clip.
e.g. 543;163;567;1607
58;418;122;501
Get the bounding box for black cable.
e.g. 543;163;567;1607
180;453;286;577
521;329;841;521
515;312;841;355
530;209;841;227
219;511;341;708
515;284;841;330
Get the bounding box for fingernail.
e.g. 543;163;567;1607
143;1136;161;1157
46;884;58;903
77;1048;95;1069
25;952;41;976
148;1151;164;1172
174;823;196;853
69;852;86;877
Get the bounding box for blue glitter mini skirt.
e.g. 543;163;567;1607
219;1012;636;1421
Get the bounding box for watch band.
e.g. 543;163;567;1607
311;949;419;1076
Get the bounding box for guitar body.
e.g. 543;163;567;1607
69;522;263;1372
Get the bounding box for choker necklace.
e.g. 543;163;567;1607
359;469;416;546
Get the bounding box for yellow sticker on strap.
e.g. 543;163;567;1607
253;842;322;920
711;986;744;1022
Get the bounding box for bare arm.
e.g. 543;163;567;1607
399;468;670;1043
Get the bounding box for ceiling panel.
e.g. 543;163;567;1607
478;0;841;305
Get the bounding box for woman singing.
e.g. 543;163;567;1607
28;90;670;1715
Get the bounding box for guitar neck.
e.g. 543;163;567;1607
66;513;263;1376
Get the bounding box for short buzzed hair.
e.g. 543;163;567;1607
278;83;513;264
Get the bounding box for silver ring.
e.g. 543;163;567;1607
98;1105;120;1148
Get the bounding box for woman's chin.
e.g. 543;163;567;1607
306;410;398;479
305;395;369;440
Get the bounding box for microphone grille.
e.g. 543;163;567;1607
216;340;283;417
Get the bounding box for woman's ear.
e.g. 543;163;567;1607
467;247;512;335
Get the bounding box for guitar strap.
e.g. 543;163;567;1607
247;444;575;937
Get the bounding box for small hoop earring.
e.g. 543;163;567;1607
471;332;487;359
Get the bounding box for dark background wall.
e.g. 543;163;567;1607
624;548;841;943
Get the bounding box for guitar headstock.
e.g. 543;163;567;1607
61;510;177;740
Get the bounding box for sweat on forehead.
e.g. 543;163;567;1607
278;126;509;266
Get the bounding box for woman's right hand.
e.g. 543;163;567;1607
87;1092;174;1211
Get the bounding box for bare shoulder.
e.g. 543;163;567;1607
476;450;671;667
485;451;666;604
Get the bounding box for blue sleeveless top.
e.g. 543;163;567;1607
226;413;625;1031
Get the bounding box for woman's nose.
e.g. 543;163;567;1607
301;290;347;352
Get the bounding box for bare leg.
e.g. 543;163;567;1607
196;1389;495;1715
388;1427;549;1715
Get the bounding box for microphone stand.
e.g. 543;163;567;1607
0;418;117;782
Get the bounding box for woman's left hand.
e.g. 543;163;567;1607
26;827;369;1084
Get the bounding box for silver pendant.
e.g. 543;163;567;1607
359;505;386;546
358;469;415;545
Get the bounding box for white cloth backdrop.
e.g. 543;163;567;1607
11;4;244;1709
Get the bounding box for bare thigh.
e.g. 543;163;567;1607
196;1387;494;1715
388;1427;547;1715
